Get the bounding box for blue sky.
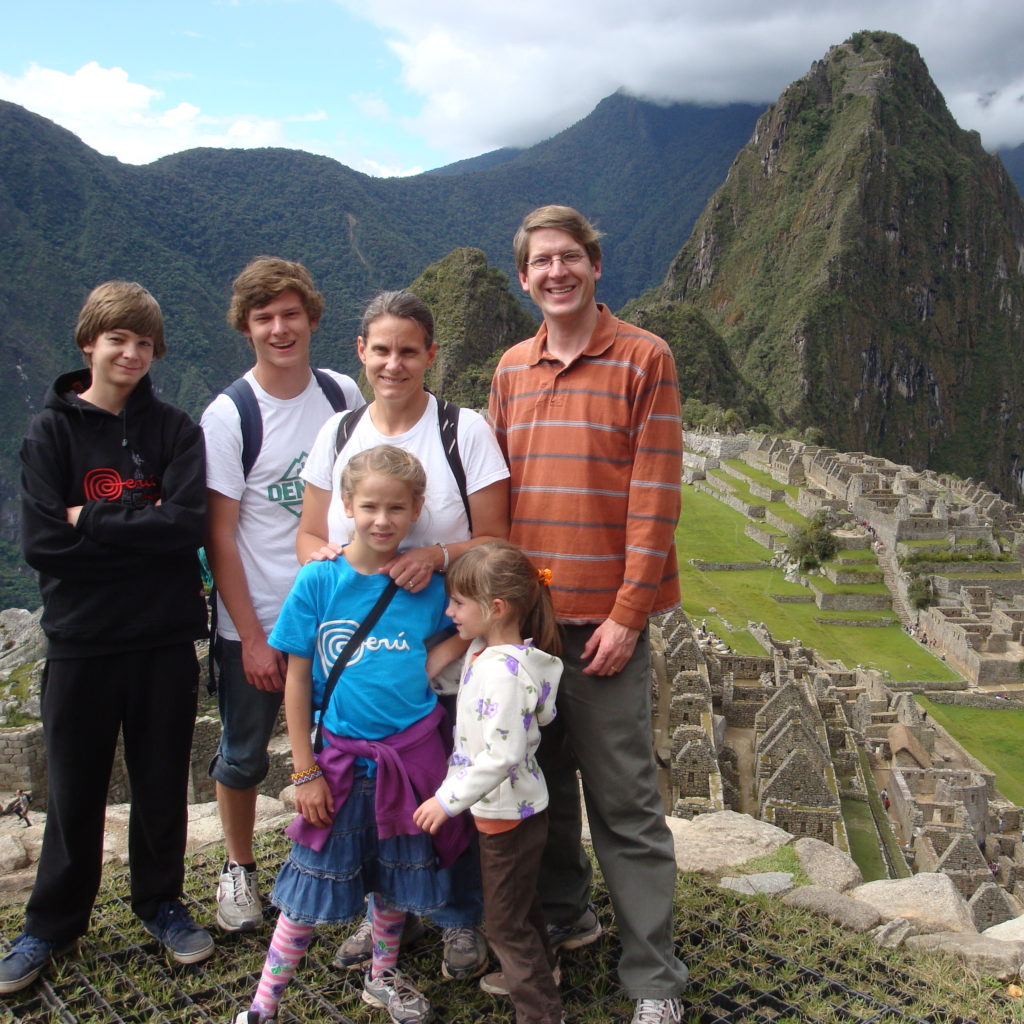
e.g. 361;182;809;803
4;1;1024;176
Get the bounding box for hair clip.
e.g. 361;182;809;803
537;568;552;587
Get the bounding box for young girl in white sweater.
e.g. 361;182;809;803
414;541;564;1024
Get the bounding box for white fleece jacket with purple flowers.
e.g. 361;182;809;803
435;638;562;822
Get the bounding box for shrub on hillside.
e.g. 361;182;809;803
789;511;839;570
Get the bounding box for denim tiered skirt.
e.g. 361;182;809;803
271;769;454;926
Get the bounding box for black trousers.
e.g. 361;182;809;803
25;644;199;943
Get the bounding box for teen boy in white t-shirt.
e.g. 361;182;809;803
201;257;363;933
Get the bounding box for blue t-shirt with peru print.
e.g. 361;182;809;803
269;556;448;740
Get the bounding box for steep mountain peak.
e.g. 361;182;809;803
646;31;1024;497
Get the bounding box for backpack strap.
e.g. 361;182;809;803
437;398;471;533
222;378;262;480
312;368;349;413
334;402;371;457
333;395;472;532
225;371;348;481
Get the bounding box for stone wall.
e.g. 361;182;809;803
823;565;884;586
694;480;766;519
764;510;801;537
0;724;46;797
691;560;770;571
744;523;784;550
928;692;1024;710
0;710;291;811
807;584;891;611
684;431;755;460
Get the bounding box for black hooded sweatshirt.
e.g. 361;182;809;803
20;368;208;658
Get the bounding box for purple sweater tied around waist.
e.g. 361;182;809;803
285;703;472;868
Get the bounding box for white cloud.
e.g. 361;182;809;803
0;61;302;164
339;0;1024;153
362;157;424;177
946;78;1024;151
350;92;392;120
5;2;1024;172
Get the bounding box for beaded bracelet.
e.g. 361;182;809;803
290;765;324;786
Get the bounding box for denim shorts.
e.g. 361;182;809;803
208;637;284;789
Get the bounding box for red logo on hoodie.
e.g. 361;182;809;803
83;469;158;502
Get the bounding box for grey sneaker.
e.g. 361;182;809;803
547;904;602;952
230;1013;273;1024
441;926;488;980
142;900;215;964
217;863;262;933
631;997;683;1024
362;968;433;1024
479;963;561;996
0;933;76;994
333;914;426;970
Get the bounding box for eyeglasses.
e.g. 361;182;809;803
525;250;587;270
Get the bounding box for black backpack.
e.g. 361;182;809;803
222;368;350;478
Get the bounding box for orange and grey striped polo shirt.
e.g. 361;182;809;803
489;304;682;630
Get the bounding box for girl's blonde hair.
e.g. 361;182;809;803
340;444;427;504
446;541;561;656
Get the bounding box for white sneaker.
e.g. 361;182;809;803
216;863;262;932
631;997;682;1024
362;968;433;1024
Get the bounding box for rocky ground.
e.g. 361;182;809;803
0;791;294;906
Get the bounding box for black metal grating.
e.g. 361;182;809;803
0;851;1011;1023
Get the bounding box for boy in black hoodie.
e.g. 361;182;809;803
0;282;213;994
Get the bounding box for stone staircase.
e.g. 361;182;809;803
879;551;917;627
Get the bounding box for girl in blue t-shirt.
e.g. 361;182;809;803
233;445;469;1024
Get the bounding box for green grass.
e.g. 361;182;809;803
841;797;889;881
916;698;1024;805
829;563;881;575
682;486;780;563
678;485;962;683
835;547;877;562
722;459;802;498
768;506;808;528
808;575;889;595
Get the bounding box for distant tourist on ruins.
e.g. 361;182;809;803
13;791;31;829
489;205;688;1024
1;281;212;995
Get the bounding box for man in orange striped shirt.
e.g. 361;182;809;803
489;206;687;1024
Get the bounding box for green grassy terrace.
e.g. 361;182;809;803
678;485;961;683
808;575;889;595
721;459;802;498
835;548;877;562
916;698;1024;807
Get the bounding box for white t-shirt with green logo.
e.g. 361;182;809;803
201;369;364;640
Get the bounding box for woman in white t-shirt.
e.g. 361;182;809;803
296;290;510;583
